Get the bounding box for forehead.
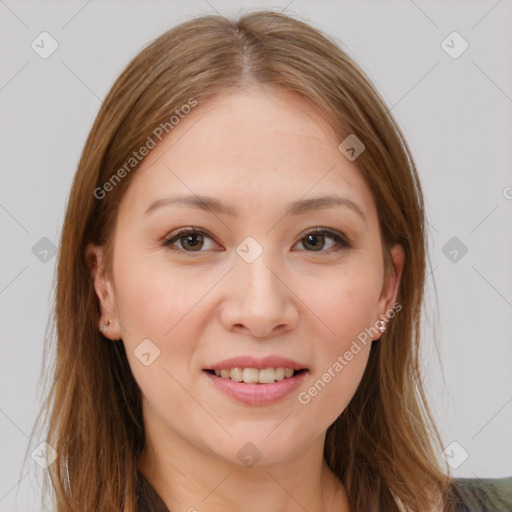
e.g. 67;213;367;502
119;87;377;224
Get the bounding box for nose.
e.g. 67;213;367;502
219;249;300;338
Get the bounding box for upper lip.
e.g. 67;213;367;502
204;355;309;371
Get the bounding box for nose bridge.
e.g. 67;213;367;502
222;235;298;335
235;237;283;304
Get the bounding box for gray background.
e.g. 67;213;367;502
1;0;511;510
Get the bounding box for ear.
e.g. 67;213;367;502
85;242;123;340
374;243;405;337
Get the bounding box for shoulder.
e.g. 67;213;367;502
135;469;170;512
448;475;512;512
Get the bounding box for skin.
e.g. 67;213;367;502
87;86;404;512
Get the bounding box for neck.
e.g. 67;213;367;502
137;428;351;512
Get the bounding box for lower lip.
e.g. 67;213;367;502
203;370;309;406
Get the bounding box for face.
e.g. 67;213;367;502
88;87;404;468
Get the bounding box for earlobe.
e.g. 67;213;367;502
85;242;123;340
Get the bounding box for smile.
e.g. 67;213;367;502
203;368;309;405
204;367;306;384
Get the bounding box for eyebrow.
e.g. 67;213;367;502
144;194;366;222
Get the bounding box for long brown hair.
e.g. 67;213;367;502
24;10;459;511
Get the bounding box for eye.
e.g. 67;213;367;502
162;227;218;252
294;228;350;253
161;227;351;254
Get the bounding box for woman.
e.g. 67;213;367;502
29;9;511;512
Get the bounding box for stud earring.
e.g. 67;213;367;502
377;320;386;333
99;319;111;333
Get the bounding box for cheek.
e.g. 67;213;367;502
113;251;209;340
111;253;207;390
310;269;381;346
300;270;379;413
112;254;204;411
298;337;372;429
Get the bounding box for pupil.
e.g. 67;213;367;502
184;234;203;250
305;234;323;251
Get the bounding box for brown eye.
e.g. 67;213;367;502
162;227;350;255
296;229;350;253
163;228;217;252
177;233;204;251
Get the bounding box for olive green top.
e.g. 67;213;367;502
135;470;512;511
449;476;512;512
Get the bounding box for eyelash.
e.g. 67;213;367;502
161;227;351;255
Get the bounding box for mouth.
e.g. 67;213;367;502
202;365;310;406
202;355;310;405
203;367;308;384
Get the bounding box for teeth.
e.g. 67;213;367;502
242;368;259;383
257;368;275;384
213;367;300;383
230;367;243;382
274;367;285;380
